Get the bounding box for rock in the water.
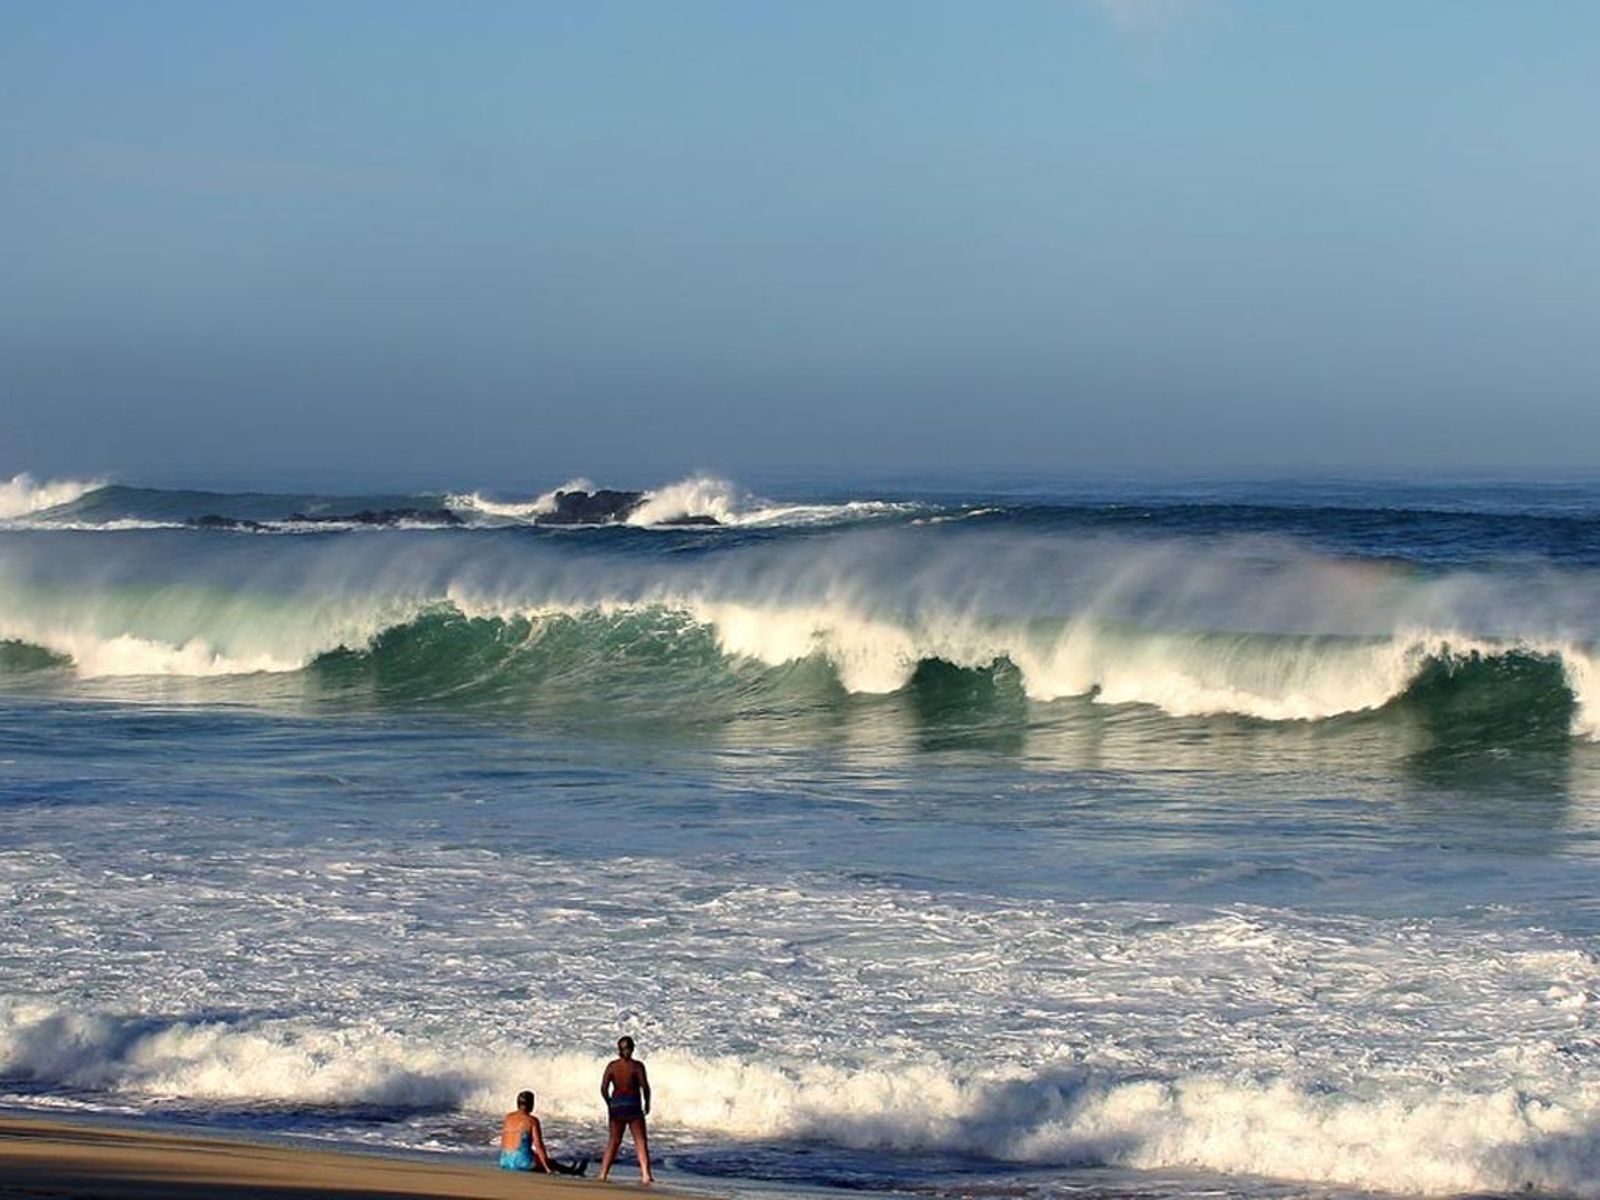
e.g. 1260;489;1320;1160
187;514;268;531
287;508;464;527
532;489;721;526
536;489;646;525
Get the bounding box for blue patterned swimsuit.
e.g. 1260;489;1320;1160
499;1129;535;1170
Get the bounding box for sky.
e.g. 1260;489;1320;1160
2;0;1597;488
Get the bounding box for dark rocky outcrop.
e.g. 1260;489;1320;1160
287;507;464;527
537;489;646;525
534;489;720;526
187;514;269;531
189;496;717;531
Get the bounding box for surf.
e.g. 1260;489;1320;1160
3;992;1596;1196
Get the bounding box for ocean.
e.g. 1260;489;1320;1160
2;470;1599;1198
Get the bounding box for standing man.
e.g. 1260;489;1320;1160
598;1035;653;1184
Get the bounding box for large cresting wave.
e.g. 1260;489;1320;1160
1;524;1598;737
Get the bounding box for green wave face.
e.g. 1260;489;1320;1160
306;607;848;721
0;586;1587;755
0;639;71;673
1395;650;1576;744
290;607;1578;750
3;519;1597;752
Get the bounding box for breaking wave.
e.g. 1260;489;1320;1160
0;473;104;519
2;518;1599;736
0;601;1594;742
212;613;1600;743
1;996;1595;1194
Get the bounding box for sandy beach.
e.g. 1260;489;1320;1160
0;1115;678;1200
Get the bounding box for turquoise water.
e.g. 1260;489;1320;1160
3;473;1600;1198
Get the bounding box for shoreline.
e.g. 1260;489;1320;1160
0;1113;689;1199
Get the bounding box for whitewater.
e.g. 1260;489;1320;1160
4;471;1600;1199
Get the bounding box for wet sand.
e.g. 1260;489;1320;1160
0;1115;680;1199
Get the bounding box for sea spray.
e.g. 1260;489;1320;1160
0;473;104;519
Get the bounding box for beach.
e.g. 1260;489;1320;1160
0;1115;661;1200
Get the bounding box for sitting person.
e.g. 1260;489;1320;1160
499;1090;587;1175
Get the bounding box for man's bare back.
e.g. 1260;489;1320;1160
599;1036;653;1183
603;1057;649;1100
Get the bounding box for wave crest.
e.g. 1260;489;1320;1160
5;599;1592;743
3;526;1598;736
0;473;105;520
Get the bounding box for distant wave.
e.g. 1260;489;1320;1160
0;473;104;519
20;475;1600;563
7;472;915;531
448;474;919;529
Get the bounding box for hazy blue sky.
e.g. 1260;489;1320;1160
2;1;1597;487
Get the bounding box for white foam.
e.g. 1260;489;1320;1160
1016;626;1450;718
0;473;103;519
627;475;920;528
690;599;923;693
14;995;1588;1195
731;499;923;528
445;479;595;522
1560;644;1600;738
4;873;1600;1198
0;998;476;1107
24;631;300;677
2;519;187;533
625;475;748;526
5;821;1600;1194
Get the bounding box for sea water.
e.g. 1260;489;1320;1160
2;471;1599;1198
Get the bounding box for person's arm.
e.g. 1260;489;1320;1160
530;1116;553;1173
639;1062;652;1116
601;1061;615;1103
